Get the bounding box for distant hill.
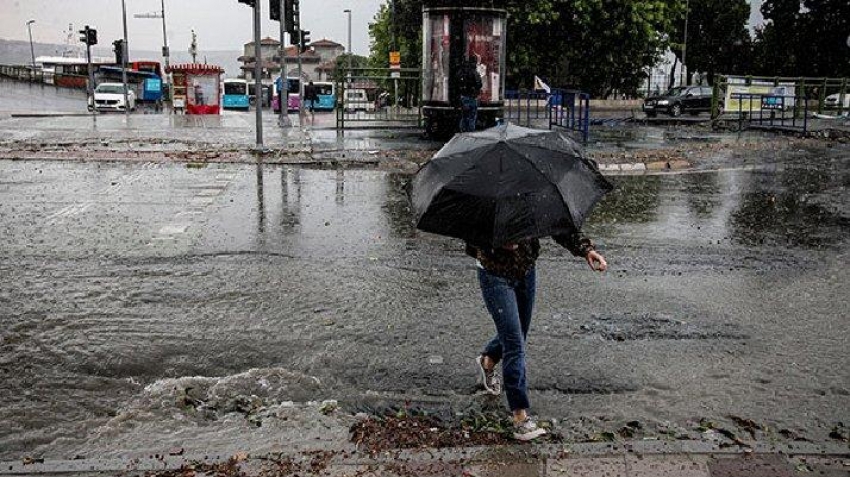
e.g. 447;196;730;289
0;38;242;77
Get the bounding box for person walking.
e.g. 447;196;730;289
303;80;318;116
458;56;482;132
469;233;607;441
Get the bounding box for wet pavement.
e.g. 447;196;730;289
1;145;848;463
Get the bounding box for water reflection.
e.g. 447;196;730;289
220;163;847;256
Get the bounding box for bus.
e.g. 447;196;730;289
312;81;336;111
130;61;162;78
273;77;301;113
222;78;250;110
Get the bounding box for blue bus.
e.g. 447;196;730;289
312;82;336;111
222;79;250;110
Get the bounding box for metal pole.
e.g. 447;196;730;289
160;0;171;104
297;34;303;117
86;34;95;118
346;9;352;73
681;0;689;86
121;0;130;118
278;0;290;127
27;20;36;70
391;1;398;113
160;0;170;71
253;0;264;148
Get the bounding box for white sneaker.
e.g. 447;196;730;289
512;418;547;441
475;356;501;395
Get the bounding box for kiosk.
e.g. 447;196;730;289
166;63;223;114
422;6;507;137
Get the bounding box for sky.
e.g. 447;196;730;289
0;0;385;54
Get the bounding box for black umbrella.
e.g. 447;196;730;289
411;123;613;248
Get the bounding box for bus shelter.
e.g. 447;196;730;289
422;6;507;137
166;63;223;114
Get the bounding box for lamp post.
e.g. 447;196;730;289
681;0;689;86
26;20;36;71
344;9;352;75
133;1;171;103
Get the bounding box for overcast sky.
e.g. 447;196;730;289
1;0;385;54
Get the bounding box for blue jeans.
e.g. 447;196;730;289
478;266;536;411
460;96;478;132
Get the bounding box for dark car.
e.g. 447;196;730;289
643;86;715;117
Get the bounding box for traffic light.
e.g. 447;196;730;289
300;30;310;52
113;39;124;65
269;0;280;21
237;0;256;6
79;28;87;44
284;0;298;33
87;28;97;46
289;30;299;46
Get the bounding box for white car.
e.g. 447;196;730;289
91;83;136;112
824;93;849;109
343;88;375;113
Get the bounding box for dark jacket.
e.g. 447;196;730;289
304;83;318;101
458;62;482;98
465;233;595;280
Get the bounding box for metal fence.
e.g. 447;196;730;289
334;67;422;130
503;89;590;142
730;93;809;133
549;89;590;142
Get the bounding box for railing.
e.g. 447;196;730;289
549;89;590;142
504;90;550;126
731;93;809;133
335;67;422;130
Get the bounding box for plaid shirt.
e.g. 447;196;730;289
466;233;595;280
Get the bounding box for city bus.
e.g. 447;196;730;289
273;77;301;113
312;81;336;110
222;78;250;110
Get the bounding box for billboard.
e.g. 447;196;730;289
725;77;796;112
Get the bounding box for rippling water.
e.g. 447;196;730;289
1;152;848;459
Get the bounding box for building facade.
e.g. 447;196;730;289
237;37;344;83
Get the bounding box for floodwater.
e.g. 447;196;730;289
0;149;848;459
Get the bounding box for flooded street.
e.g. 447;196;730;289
1;150;848;460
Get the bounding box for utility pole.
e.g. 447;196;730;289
121;0;130;118
189;29;198;63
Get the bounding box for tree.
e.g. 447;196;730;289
666;0;752;85
753;0;850;77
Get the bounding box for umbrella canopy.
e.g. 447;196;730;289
411;123;613;248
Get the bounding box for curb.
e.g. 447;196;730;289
2;440;846;476
597;159;691;173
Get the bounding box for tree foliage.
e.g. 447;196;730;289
666;0;752;85
753;0;850;77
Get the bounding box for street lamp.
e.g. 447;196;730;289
26;20;36;70
343;9;352;75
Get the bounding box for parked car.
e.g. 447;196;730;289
343;88;375;113
824;93;850;109
643;86;713;117
90;82;136;112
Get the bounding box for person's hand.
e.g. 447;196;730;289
586;250;607;272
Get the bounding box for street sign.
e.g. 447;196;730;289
391;71;400;78
389;51;400;65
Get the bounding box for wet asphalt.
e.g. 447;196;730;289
1;147;848;458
